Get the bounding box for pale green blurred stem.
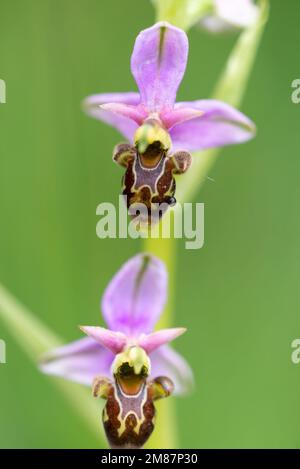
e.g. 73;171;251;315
143;219;178;448
0;283;104;443
153;0;212;30
145;0;269;449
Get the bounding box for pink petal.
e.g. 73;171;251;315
138;328;186;354
131;22;188;111
170;99;256;152
161;107;204;130
80;326;127;354
150;345;194;396
102;254;167;336
100;103;147;125
40;337;114;386
82;92;140;140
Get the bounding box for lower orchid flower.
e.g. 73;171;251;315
83;21;256;222
40;254;192;449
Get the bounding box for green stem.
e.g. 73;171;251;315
153;0;212;31
144;218;178;448
143;218;178;447
145;0;269;449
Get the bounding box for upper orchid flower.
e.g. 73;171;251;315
83;22;255;221
40;254;192;449
200;0;258;33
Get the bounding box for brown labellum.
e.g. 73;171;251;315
93;374;174;449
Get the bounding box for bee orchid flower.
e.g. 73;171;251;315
83;22;255;220
41;254;192;449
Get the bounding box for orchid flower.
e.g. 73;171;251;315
200;0;259;33
41;254;192;449
83;22;255;220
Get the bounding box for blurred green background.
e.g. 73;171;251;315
0;0;299;448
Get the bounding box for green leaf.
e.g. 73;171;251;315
0;282;105;444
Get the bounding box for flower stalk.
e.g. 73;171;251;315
144;0;269;449
152;0;213;31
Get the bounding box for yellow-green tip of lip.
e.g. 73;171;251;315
112;346;151;376
134;121;172;153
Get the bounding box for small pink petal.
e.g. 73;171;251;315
82;91;140;140
161;107;204;130
138;328;187;354
100;103;147;125
80;326;127;354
